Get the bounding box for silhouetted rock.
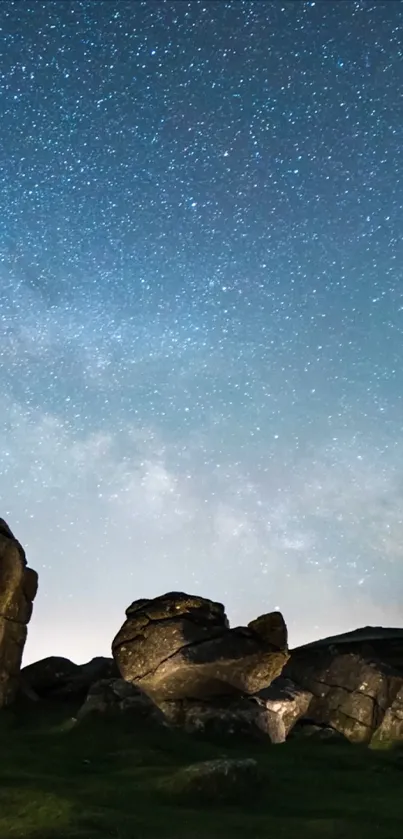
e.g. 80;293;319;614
21;655;119;700
0;519;38;707
292;626;403;673
21;656;80;697
112;591;289;703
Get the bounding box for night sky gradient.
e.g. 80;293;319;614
1;0;403;664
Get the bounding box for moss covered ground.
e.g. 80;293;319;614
0;699;402;839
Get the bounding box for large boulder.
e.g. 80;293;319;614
0;519;38;707
112;591;289;703
284;643;403;744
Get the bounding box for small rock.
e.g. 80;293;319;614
162;757;263;805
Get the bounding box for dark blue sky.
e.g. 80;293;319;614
1;1;403;663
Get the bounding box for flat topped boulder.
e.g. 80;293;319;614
125;591;229;627
0;519;38;707
112;591;289;703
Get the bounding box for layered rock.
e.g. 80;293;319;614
0;519;38;707
112;591;289;703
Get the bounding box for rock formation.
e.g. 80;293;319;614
290;625;403;672
0;519;38;707
371;682;403;746
251;677;313;742
158;694;270;738
2;554;402;750
112;591;289;703
20;655;119;701
75;677;165;726
275;630;403;745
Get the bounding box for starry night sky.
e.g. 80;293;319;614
1;0;403;665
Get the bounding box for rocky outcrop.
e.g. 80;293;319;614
0;519;38;707
371;682;403;747
291;626;403;673
159;694;270;739
20;656;79;698
283;644;403;745
20;655;119;701
112;591;289;704
75;678;165;725
6;557;403;751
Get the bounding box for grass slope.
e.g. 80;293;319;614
0;699;402;839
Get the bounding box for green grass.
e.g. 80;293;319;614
0;699;402;839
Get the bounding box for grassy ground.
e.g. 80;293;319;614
0;699;402;839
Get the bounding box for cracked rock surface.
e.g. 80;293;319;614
284;642;403;744
112;591;289;702
0;518;38;707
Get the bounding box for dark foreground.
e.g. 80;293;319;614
0;700;402;839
